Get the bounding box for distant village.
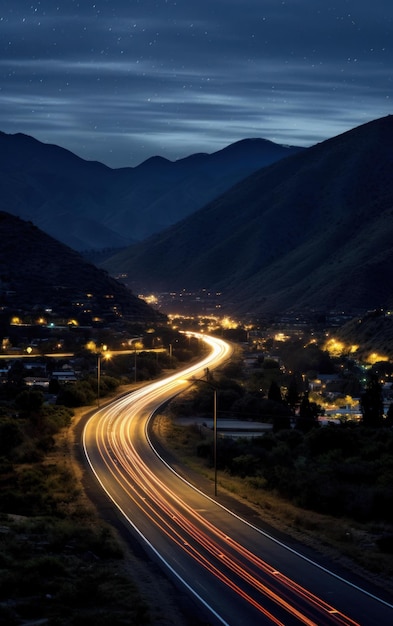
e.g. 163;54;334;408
2;296;392;425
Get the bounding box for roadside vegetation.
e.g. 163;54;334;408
2;325;393;623
0;393;150;625
155;406;393;592
0;327;203;625
154;347;393;591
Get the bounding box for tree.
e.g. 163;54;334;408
296;391;320;432
56;381;95;407
7;360;27;388
360;375;384;427
285;376;299;412
0;420;23;455
15;389;44;414
268;380;282;403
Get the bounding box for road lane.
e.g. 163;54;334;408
83;333;393;626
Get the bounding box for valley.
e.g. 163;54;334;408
1;114;393;624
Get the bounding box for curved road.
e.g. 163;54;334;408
83;333;393;626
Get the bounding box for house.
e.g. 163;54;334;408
51;370;77;382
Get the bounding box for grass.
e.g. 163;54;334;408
0;402;152;625
0;513;150;626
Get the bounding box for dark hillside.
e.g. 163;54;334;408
0;131;301;251
335;309;393;360
0;211;159;322
102;115;393;316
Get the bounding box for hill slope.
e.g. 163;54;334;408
0;211;160;322
102;115;393;316
0;131;302;251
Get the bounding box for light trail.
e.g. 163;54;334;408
83;333;384;626
102;405;360;625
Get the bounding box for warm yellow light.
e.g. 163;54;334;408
143;295;158;305
323;338;346;357
323;338;359;357
221;316;238;329
274;332;289;342
366;352;388;365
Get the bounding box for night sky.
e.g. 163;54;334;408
1;0;392;168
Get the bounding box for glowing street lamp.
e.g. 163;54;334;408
97;345;108;407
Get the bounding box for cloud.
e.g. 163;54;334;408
0;0;392;167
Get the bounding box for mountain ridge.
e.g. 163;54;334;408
0;131;302;251
101;115;393;316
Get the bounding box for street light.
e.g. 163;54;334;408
97;344;108;407
189;375;218;497
128;338;143;383
212;386;217;496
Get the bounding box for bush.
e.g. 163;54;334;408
56;381;96;407
0;420;23;456
15;389;44;414
376;534;393;553
196;441;211;458
231;454;260;477
306;426;358;458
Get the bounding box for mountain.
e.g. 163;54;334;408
101;116;393;317
0;211;161;323
0;131;302;252
335;308;393;361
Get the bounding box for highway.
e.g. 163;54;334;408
83;333;393;626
